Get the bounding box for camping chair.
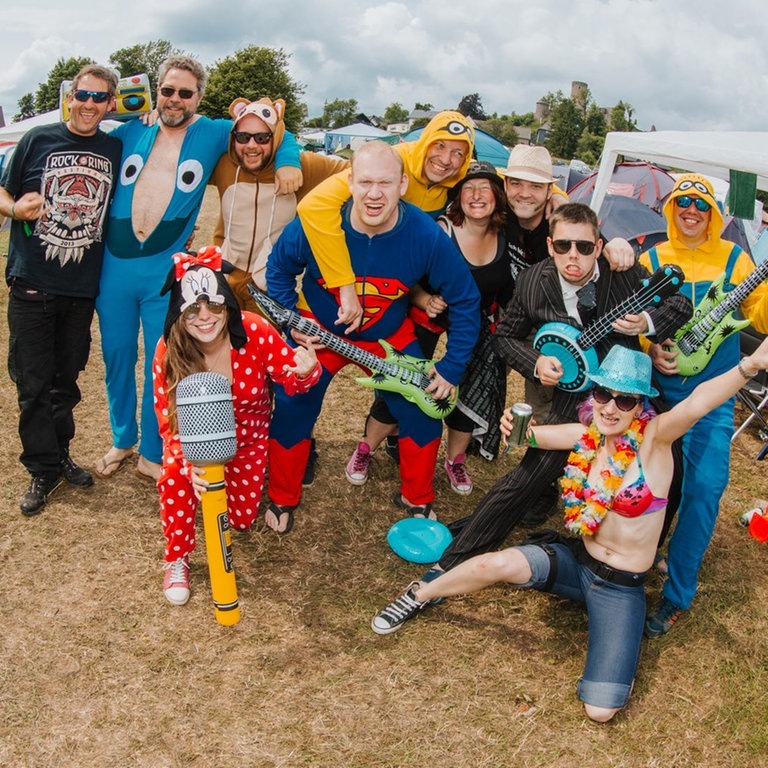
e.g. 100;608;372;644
733;327;768;458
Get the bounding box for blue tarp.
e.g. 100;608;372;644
401;126;510;168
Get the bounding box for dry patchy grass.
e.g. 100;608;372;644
1;210;767;767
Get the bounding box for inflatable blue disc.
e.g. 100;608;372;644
387;517;453;564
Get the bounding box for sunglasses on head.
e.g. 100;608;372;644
592;385;641;412
73;89;110;104
159;86;198;99
675;195;711;212
551;239;596;256
231;130;272;145
182;299;226;320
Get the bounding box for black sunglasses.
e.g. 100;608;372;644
159;86;199;99
231;130;272;145
73;89;110;104
592;385;641;412
551;239;596;256
182;300;226;320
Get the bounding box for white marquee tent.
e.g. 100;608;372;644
323;122;397;154
0;109;121;143
591;131;768;215
0;110;60;142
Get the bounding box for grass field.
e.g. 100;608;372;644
1;205;767;767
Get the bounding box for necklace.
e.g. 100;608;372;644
203;339;231;374
560;414;649;536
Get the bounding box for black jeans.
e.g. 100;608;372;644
438;442;570;571
7;283;94;475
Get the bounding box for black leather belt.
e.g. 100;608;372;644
575;541;646;587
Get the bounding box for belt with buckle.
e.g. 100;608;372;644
575;541;646;587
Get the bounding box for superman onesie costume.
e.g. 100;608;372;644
266;198;480;511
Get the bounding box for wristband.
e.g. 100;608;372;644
9;203;16;220
527;429;538;448
738;358;756;379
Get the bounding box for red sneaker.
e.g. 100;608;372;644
163;556;190;606
444;454;473;495
345;441;373;485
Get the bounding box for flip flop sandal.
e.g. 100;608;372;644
392;492;436;521
267;502;296;534
94;452;133;478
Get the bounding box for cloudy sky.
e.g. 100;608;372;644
2;0;767;132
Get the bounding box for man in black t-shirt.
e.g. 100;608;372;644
501;144;559;281
0;64;122;516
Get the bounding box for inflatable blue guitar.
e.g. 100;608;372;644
247;286;458;419
533;264;684;392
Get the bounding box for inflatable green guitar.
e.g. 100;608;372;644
248;286;458;419
675;257;768;376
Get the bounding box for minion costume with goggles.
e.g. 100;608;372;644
295;111;475;292
641;173;768;636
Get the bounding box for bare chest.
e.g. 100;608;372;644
131;131;185;241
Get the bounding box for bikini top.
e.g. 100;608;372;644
609;453;668;518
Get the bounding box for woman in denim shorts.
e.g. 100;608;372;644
388;341;768;722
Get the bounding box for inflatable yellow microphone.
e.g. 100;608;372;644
176;372;240;626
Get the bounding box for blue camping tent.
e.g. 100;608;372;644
400;126;510;167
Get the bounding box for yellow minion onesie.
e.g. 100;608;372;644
641;173;768;634
296;111;475;290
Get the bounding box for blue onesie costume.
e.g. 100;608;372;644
96;117;299;464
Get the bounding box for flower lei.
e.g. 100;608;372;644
560;414;649;536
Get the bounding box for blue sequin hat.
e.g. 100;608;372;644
587;345;658;397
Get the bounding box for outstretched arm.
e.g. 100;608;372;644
654;337;768;443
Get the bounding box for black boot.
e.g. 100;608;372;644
60;452;94;488
20;473;62;516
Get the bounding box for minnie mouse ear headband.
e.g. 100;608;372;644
160;245;247;348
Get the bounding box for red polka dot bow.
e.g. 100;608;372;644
173;246;223;279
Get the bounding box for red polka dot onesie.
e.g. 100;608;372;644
153;311;321;561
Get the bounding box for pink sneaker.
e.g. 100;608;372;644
345;441;373;485
444;454;473;495
163;556;190;605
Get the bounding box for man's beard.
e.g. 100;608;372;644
159;104;195;128
238;149;273;173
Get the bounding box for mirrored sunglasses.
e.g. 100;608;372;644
73;90;110;104
182;300;226;320
159;86;198;99
675;195;711;212
592;385;641;412
231;130;272;145
551;239;596;256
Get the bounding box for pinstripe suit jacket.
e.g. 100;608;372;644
492;256;692;422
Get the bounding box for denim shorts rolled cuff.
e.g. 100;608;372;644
577;677;633;710
516;544;557;590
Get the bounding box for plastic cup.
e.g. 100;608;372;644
748;510;768;543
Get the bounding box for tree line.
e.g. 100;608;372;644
13;40;637;166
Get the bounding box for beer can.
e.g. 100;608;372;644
740;508;760;527
508;402;534;447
